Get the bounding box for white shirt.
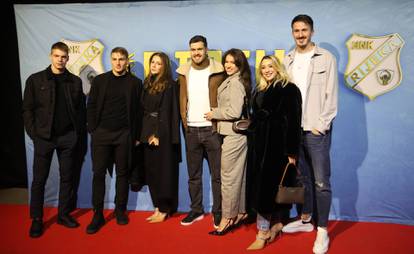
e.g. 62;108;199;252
292;49;314;124
187;66;212;127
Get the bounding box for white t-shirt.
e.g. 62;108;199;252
292;49;314;122
187;66;212;127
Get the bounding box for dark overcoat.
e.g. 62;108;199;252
249;81;302;214
137;81;181;213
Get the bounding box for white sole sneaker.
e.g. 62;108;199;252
180;214;204;226
313;227;329;254
282;219;314;233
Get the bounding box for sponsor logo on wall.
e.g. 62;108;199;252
344;33;404;100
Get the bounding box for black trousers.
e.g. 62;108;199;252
91;128;130;211
69;141;85;212
30;130;77;219
185;126;222;214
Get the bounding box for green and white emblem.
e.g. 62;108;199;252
344;33;404;100
62;39;105;95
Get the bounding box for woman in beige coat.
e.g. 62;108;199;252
205;48;252;235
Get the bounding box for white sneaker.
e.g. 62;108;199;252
313;227;330;254
282;219;314;233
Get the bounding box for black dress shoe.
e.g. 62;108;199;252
115;210;129;225
86;212;105;234
208;219;234;236
233;213;248;229
29;218;43;238
57;215;80;228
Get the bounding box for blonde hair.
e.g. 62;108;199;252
256;55;290;91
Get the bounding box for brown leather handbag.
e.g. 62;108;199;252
232;119;251;133
232;96;251;134
275;163;304;204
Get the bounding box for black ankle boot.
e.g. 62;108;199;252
86;212;105;234
115;210;129;225
29;218;43;238
57;214;80;228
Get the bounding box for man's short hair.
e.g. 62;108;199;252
111;47;129;59
51;42;69;54
291;14;314;31
189;35;208;48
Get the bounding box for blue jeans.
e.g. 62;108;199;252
256;210;289;231
256;213;271;231
297;130;332;227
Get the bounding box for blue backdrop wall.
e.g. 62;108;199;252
15;0;414;225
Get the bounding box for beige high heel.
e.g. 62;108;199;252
247;230;271;250
146;208;159;221
149;212;167;223
269;223;283;243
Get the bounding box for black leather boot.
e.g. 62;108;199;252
86;211;105;234
29;218;43;238
115;209;129;225
57;214;80;228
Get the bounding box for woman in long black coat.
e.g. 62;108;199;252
140;52;181;223
247;55;302;250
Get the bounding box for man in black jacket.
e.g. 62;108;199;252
22;42;86;238
86;47;142;234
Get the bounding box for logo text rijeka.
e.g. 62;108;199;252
344;33;404;100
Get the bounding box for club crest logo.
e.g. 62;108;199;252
61;39;105;95
344;33;404;100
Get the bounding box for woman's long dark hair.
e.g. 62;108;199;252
222;48;252;100
144;52;172;94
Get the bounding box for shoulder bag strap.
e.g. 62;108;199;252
278;162;293;187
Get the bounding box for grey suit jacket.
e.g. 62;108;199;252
211;72;246;135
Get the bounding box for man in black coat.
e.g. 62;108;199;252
86;47;142;234
22;42;87;238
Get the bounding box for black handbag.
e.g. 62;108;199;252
232;96;251;134
275;162;304;204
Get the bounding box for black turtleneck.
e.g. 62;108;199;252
99;72;129;130
52;71;74;136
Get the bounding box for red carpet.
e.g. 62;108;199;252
0;205;413;254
